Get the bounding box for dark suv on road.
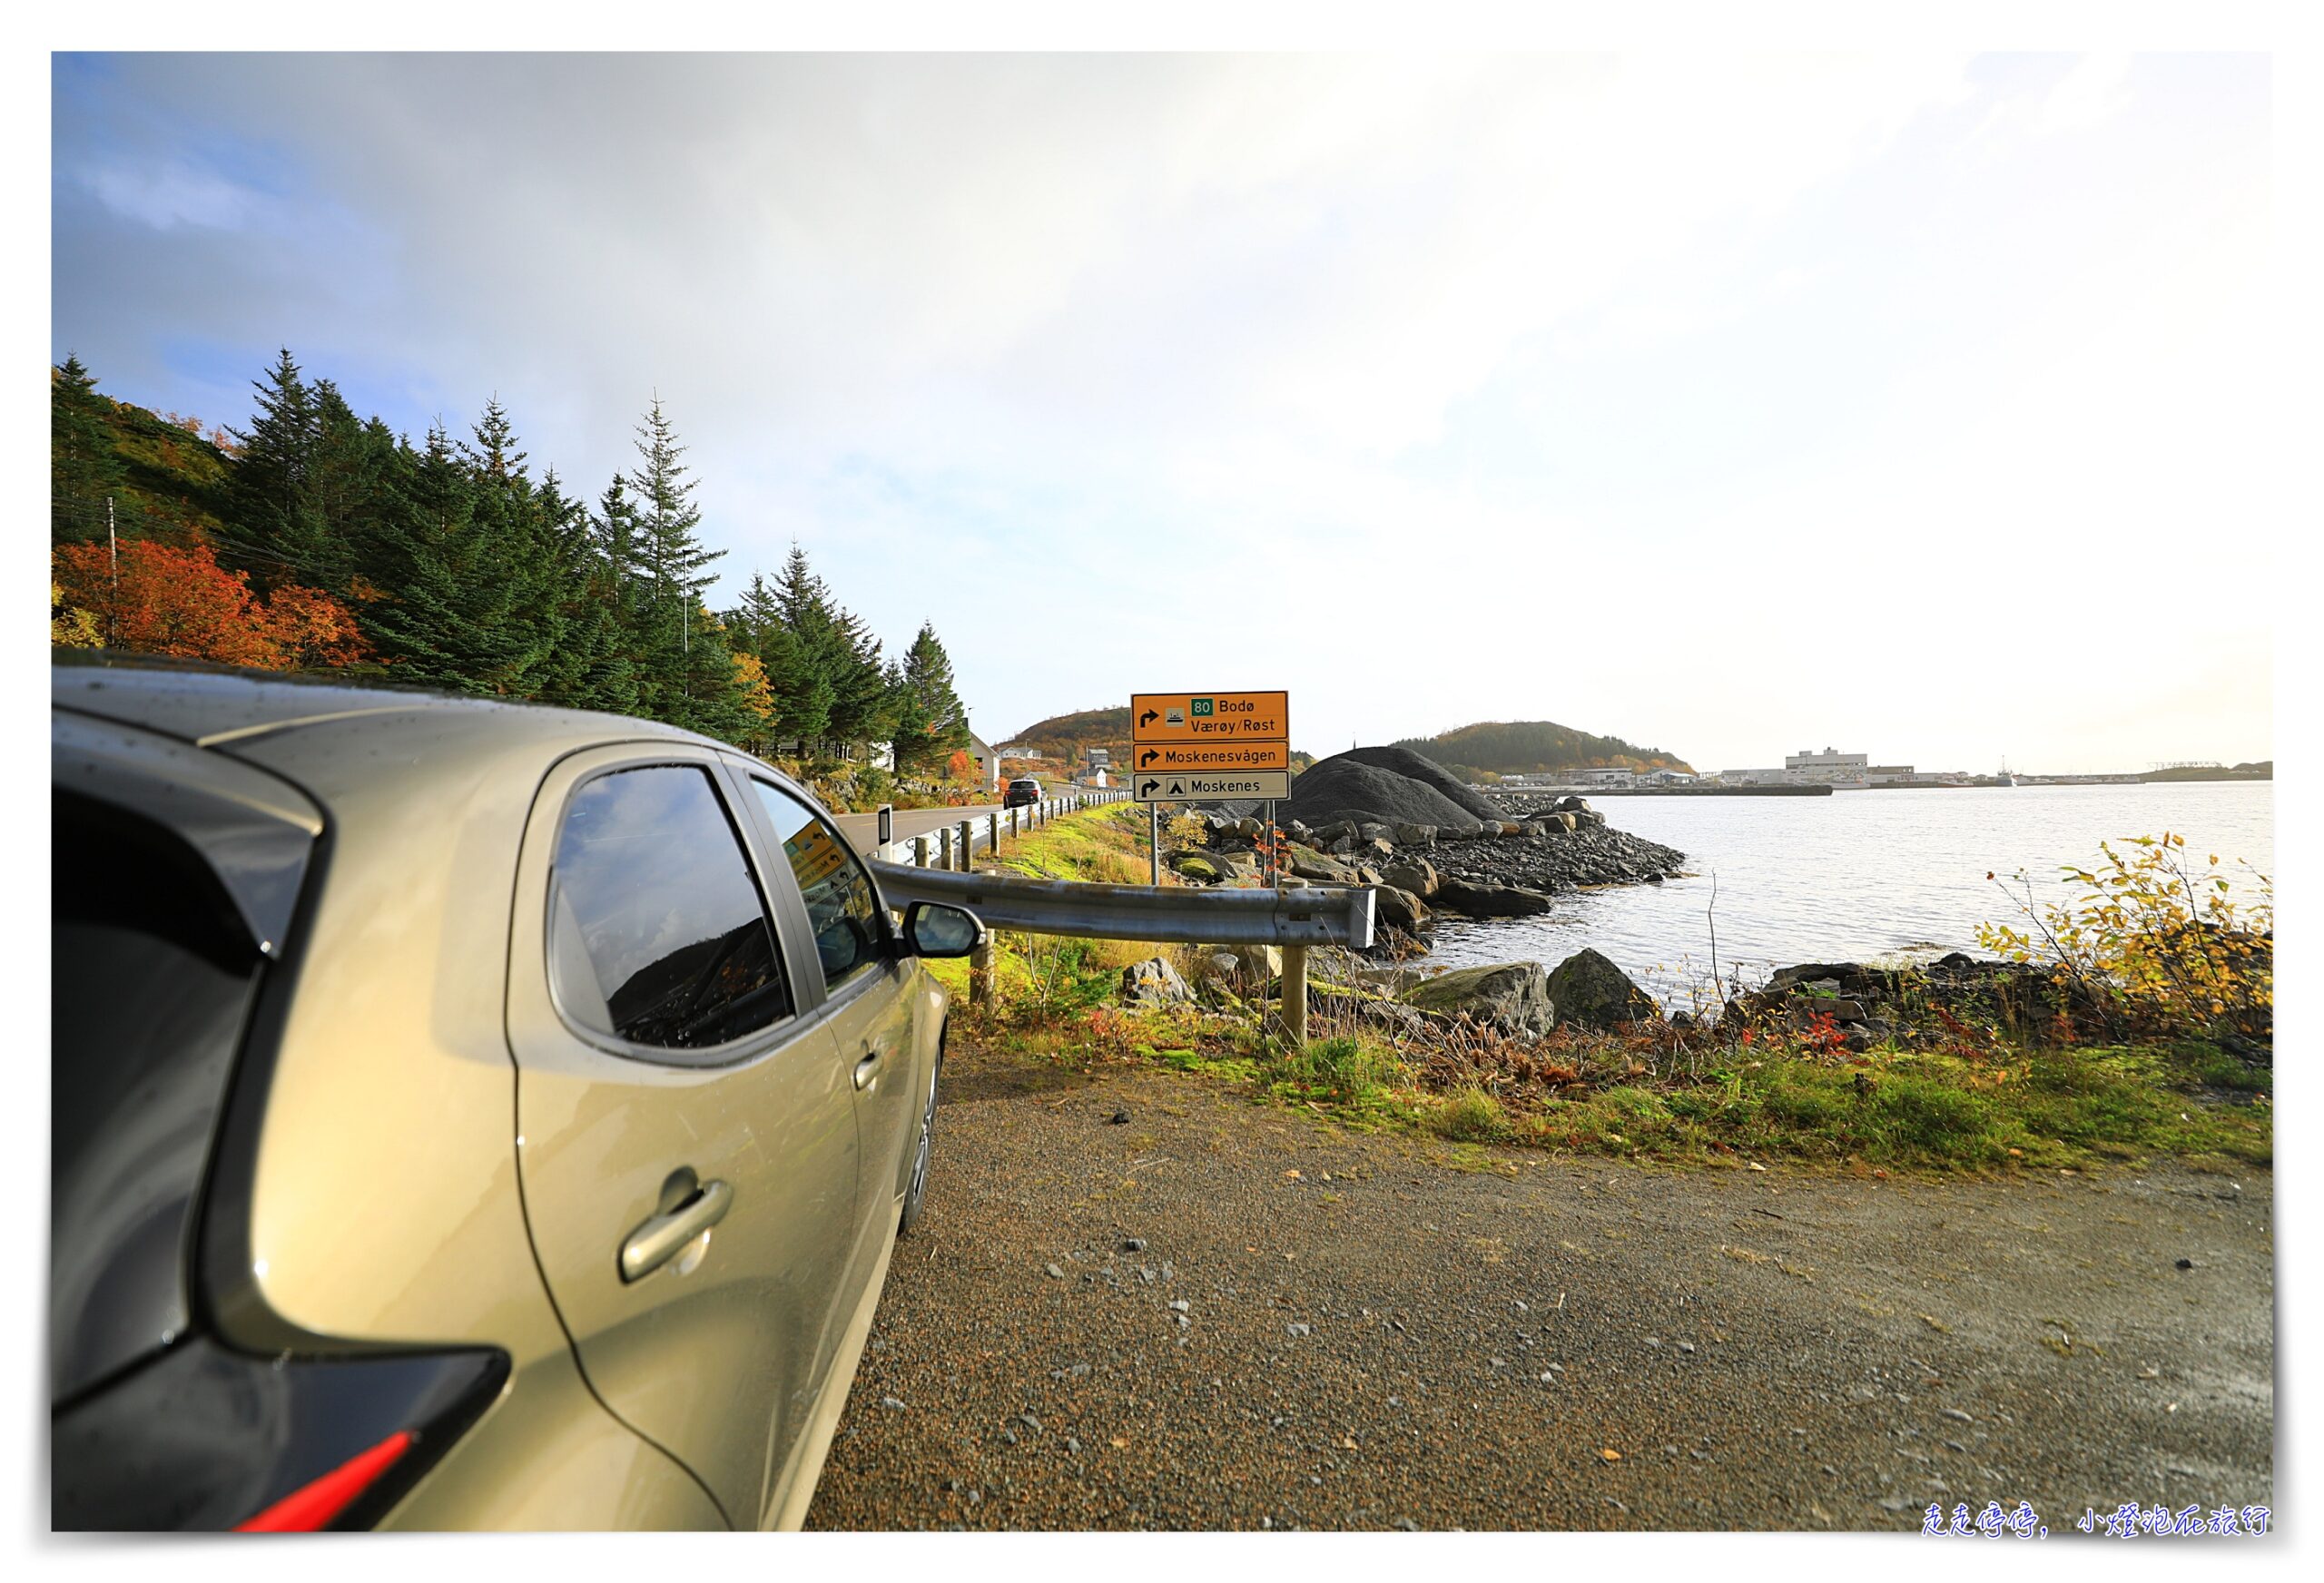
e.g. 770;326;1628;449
1003;777;1041;808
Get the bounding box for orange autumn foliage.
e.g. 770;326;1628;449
52;537;373;672
261;584;373;669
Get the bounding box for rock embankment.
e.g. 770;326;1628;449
1182;801;1680;929
1179;745;1682;932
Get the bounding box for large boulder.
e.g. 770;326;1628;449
1374;885;1431;933
1122;956;1195;1007
1392;823;1439;848
1399;961;1556;1038
1198;943;1280;994
1546;949;1657;1030
1382;858;1440;900
1433;878;1556;917
1167;849;1231;885
1287;844;1360;885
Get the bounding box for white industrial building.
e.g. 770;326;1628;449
1784;747;1870;784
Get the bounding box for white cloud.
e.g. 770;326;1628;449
2032;52;2133;136
51;52;2273;770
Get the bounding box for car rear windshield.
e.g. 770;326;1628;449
52;794;266;1403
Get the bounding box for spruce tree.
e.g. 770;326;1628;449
761;621;835;747
358;412;557;695
891;620;971;772
624;397;753;738
223;349;321;585
772;542;891;750
52;356;125;543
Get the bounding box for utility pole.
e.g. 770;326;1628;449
106;496;117;648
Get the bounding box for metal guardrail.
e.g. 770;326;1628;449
868;797;1369;1041
868;862;1376;950
864;787;1134;868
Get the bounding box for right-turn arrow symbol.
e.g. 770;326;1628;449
1139;709;1159;728
1140;779;1160;797
1139;748;1159;767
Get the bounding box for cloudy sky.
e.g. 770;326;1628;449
51;52;2273;772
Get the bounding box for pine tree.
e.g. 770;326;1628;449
624;397;753;738
891;620;971;773
222;349;321;585
760;622;834;746
358;414;557;695
532;467;635;713
771;542;891;751
51;356;125;542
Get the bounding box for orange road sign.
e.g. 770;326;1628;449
1128;741;1291;773
1130;691;1290;743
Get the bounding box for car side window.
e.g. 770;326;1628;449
752;780;886;992
549;765;792;1049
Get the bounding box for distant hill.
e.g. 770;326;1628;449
1004;704;1315;771
1388;720;1692;782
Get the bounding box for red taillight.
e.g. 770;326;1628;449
235;1431;414;1532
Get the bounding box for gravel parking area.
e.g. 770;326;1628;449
805;1040;2274;1531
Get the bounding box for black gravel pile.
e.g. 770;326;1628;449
1329;747;1503;822
1287;748;1492;830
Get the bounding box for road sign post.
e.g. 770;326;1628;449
1133;692;1295;894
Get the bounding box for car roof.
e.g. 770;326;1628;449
52;654;714;760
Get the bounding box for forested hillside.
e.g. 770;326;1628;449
1389;720;1693;781
50;353;974;786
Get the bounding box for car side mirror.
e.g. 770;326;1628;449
901;900;985;959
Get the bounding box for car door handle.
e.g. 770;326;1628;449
619;1179;734;1283
852;1053;881;1093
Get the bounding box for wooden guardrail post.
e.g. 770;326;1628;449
970;933;995;1006
956;820;973;871
913;835;930;869
1281;944;1309;1045
989;812;1000;854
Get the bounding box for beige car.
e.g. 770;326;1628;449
50;658;983;1530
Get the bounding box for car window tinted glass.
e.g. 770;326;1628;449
752;781;886;990
551;766;790;1048
52;793;269;1402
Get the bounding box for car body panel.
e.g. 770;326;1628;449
48;661;940;1530
504;742;870;1529
381;1342;728;1530
731;773;931;1231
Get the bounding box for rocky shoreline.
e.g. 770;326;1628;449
1167;794;1683;939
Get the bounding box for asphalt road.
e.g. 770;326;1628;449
832;801;1010;853
805;1039;2275;1532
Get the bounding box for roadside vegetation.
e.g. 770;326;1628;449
931;807;2272;1177
50;354;981;813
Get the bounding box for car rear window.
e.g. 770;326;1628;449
549;765;792;1049
52;794;265;1402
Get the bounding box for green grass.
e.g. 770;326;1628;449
1429;1086;1519;1144
933;805;2272;1178
1505;1044;2270;1172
